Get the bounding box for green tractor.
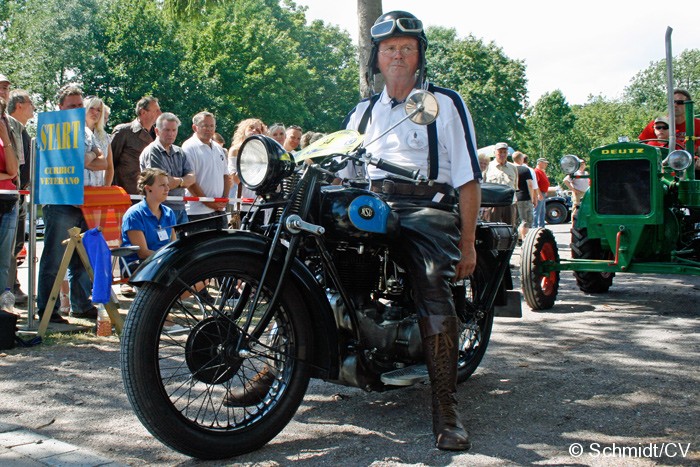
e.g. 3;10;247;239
520;29;700;310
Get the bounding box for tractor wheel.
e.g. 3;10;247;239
570;219;615;293
521;228;560;310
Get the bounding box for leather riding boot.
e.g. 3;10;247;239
223;366;276;407
420;316;471;451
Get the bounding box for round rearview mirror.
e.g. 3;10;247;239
666;149;693;171
405;91;439;125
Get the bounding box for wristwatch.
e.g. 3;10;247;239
178;177;184;188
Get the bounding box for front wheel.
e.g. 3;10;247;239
456;253;496;382
521;228;560;310
120;254;312;459
571;220;614;293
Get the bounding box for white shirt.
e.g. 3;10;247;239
182;134;229;215
343;85;480;189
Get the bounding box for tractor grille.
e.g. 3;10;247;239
595;159;651;215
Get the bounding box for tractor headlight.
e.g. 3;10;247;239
665;150;693;171
237;135;295;194
560;154;581;175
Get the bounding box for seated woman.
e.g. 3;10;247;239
121;168;176;273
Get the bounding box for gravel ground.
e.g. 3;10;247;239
1;223;698;466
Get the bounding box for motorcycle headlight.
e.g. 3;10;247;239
665;150;693;171
560;154;581;175
237;135;295;193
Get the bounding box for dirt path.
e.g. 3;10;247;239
1;223;698;466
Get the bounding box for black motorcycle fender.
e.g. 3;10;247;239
129;229;339;380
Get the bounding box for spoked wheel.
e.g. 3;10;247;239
120;255;311;460
455;253;495;383
571;217;614;293
521;228;560;310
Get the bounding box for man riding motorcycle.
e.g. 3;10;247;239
340;10;482;451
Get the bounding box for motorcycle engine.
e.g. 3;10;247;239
329;246;423;368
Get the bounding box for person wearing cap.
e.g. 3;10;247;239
335;10;480;451
563;157;589;220
533;157;550;228
643;116;670;148
483;142;518;227
639;89;700;158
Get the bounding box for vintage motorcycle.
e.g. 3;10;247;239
120;91;520;459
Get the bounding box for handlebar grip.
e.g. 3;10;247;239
375;158;420;180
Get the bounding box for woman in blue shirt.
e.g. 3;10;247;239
121;168;177;270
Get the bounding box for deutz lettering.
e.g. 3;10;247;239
601;148;645;155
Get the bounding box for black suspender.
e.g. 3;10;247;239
358;91;439;180
358;93;381;135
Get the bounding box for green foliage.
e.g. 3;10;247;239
0;0;358;141
426;26;528;147
625;49;700;112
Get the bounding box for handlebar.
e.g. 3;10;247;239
371;157;420;180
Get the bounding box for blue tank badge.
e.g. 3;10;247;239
348;195;390;233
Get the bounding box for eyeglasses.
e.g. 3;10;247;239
197;123;216;129
674;99;686;105
654;125;669;130
379;45;419;57
371;17;423;40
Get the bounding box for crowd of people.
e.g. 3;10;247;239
0;74;319;322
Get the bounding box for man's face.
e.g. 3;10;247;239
377;37;420;83
285;129;302;150
495;148;508;163
537;161;548;171
156;120;179;147
194;115;216;143
14;95;35;123
673;93;687;119
59;94;83;110
0;82;10;101
140;101;162;128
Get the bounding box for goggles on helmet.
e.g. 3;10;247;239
371;17;424;41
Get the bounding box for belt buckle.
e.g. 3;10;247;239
381;179;395;195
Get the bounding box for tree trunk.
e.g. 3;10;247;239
357;0;383;99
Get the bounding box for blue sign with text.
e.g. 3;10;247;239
34;108;86;205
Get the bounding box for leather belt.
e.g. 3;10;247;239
370;179;456;198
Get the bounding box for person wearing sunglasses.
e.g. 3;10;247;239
639;89;700;158
341;10;481;452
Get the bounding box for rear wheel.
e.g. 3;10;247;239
545;201;568;225
521;228;560;310
571;220;614;293
456;253;495;383
120;254;311;459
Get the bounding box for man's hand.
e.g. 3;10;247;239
455;239;477;280
202;201;227;211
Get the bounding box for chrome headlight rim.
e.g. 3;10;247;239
560;154;581;175
665;149;693;171
237;135;294;194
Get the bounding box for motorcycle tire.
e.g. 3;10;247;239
120;254;312;460
521;227;560;310
456;252;495;383
570;218;614;293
